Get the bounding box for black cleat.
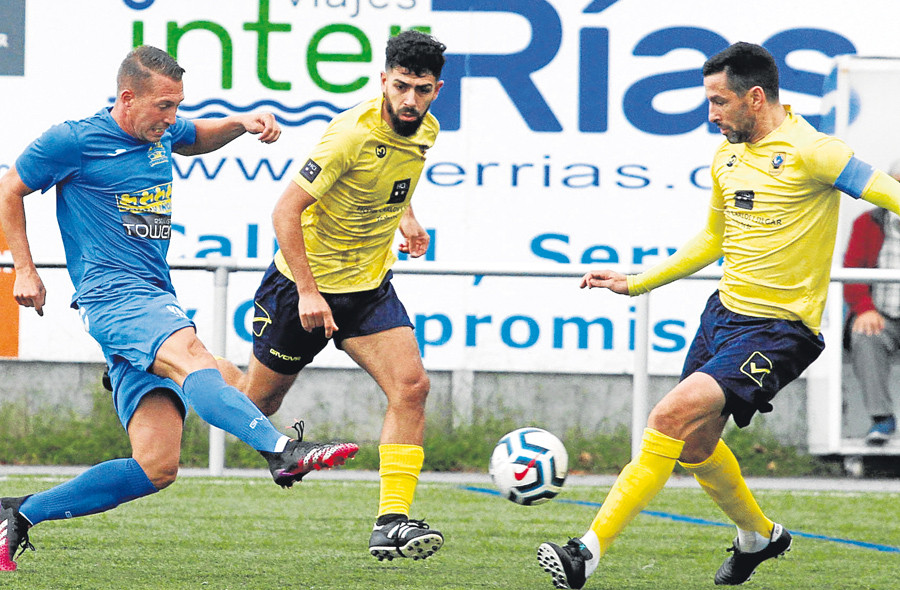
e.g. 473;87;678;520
259;421;358;488
537;538;592;589
0;496;34;572
369;515;443;561
715;523;792;585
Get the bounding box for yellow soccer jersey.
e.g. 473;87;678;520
709;108;853;332
274;95;438;293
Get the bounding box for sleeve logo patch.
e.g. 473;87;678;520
387;178;411;204
734;189;755;210
300;158;322;182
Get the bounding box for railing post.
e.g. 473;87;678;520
208;263;229;476
632;293;651;458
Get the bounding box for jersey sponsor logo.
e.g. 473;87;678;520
740;351;773;387
252;301;272;337
375;145;387;158
116;182;173;240
770;152;786;176
734;189;755;210
300;158;322;182
387;178;411;204
147;141;168;167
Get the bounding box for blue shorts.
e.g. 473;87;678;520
251;264;413;375
76;280;192;428
681;291;825;428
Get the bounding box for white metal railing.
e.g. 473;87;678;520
4;260;900;472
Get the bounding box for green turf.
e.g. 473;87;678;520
1;476;897;589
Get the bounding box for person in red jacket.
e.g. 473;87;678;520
843;162;900;444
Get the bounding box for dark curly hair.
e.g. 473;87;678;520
385;30;446;79
702;42;779;102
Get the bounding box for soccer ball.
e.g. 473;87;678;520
489;427;568;505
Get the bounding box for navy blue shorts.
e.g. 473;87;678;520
681;291;825;428
251;264;413;375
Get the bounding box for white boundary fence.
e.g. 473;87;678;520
4;261;900;474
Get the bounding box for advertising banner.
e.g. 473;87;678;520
2;0;899;373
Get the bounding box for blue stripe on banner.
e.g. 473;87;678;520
834;156;876;199
461;485;900;553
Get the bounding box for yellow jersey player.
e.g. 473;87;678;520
538;42;900;588
218;30;446;561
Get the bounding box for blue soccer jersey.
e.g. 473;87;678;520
15;107;196;304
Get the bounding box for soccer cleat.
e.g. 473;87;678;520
537;538;592;589
368;516;443;561
865;416;896;446
0;496;35;572
714;523;792;585
259;421;359;488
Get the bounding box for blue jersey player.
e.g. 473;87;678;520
0;46;358;572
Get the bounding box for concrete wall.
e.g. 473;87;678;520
0;359;811;447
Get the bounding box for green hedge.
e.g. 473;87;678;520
0;387;842;477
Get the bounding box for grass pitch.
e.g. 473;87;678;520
1;475;897;590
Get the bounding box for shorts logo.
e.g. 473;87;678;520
741;351;772;387
387;178;411;204
375;145;387;158
300;158;322;182
252;301;272;337
734;189;755;211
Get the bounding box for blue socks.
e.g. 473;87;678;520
19;458;157;526
182;368;288;452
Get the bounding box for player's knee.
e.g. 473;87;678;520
134;455;180;489
390;373;430;409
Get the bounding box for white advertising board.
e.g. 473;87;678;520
2;0;899;373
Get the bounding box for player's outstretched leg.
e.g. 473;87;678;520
258;421;359;488
368;514;443;561
537;538;593;589
714;523;792;585
0;497;35;572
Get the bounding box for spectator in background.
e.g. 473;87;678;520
843;160;900;445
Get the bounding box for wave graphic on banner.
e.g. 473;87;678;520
107;97;347;126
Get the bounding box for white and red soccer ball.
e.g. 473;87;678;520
489;427;568;506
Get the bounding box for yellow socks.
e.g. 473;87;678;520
588;428;684;557
679;439;773;540
377;444;424;518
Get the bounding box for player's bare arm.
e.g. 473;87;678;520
0;166;45;316
579;270;630;295
398;205;429;258
176;112;281;156
272;182;338;338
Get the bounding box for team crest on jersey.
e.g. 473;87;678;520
770;152;786;176
740;351;773;387
300;158;322;182
147;141;168;167
387;178;411;204
375;145;387;158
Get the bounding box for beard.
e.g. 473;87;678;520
385;96;428;137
